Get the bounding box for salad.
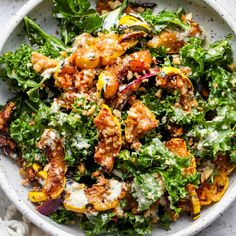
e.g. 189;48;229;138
0;0;236;235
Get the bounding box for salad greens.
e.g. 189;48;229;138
52;0;102;44
180;36;232;78
0;45;39;94
142;8;190;32
24;16;66;55
0;1;235;235
79;212;153;236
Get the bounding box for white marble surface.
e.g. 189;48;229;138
1;0;236;236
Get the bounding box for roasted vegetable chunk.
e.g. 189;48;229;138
124;50;153;73
86;177;126;211
125;101;158;145
94;105;122;172
0;102;16;131
70;33;125;69
55;62;96;92
64;177;126;213
0;102;17;158
197;155;233;206
64;182;88;213
97;70;119;99
118;14;151;34
147;30;184;54
156;67;196;111
28;129;66;202
31;52;59;73
97;50;153;100
197;170;229;206
96;0;122;14
186;184;201;220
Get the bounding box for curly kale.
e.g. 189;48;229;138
36;95;99;166
9;102;46;164
50;208;76;224
118;138;199;212
188;66;236;159
80;212;153;236
0;18;65;102
180;35;233;79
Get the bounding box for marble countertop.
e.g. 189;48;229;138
1;0;236;235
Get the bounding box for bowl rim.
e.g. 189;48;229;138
0;1;236;236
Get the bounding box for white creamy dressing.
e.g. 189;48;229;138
165;158;176;165
72;134;90;150
206;131;219;142
86;52;96;60
65;182;88;209
40;129;59;149
83;69;95;79
106;179;123;201
72;34;89;49
50;100;61;113
55;112;68;126
41;67;57;79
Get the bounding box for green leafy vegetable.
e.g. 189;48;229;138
180;35;233;79
0;44;46;102
140;88;204;126
80;212;153;236
142;8;190;32
0;3;236;235
24;16;66;56
9;102;45;164
36;95;99;166
0;18;64;102
158;212;171;230
180;37;206;78
118;138;199;212
207;66;236;107
187;66;236;159
205;35;232;65
52;0;102;45
0;45;38;90
132;173;165;211
50;208;76;224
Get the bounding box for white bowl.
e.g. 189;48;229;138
0;0;236;235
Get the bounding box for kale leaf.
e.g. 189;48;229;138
0;45;40;93
9;101;45;164
140;88;204;126
24;16;66;57
188;67;236;159
0;44;55;103
36;95;99;166
206;66;236;107
118;138;199;212
52;0;102;45
80;212;152;236
142;8;190;32
50;208;76;224
180;35;232;80
0;17;64;103
131;173;165;211
205;35;232;65
180;37;206;78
